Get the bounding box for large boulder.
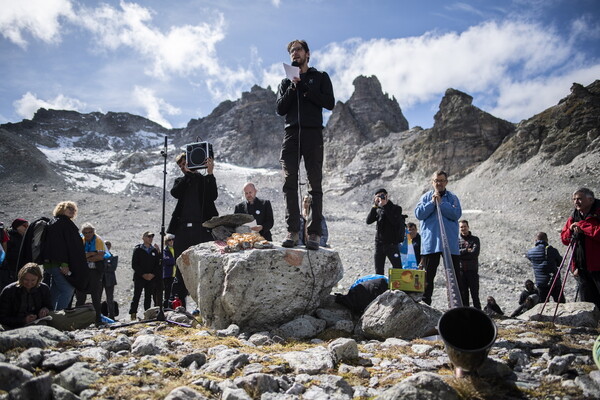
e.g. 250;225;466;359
357;290;442;340
178;243;344;331
519;301;600;327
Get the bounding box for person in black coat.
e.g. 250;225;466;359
0;218;29;291
167;152;218;308
42;201;89;311
128;231;161;320
526;232;566;303
0;263;51;329
234;182;274;241
367;188;405;275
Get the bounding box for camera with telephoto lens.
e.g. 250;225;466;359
378;194;386;200
185;141;214;170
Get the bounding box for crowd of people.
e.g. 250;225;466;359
1;39;599;330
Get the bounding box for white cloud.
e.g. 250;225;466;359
13;92;85;119
491;65;600;122
132;86;181;129
256;19;595;124
76;2;227;78
0;0;74;48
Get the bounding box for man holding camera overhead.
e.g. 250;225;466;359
167;152;219;307
367;188;405;275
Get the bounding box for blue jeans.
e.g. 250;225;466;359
47;267;75;310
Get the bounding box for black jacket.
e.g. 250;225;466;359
0;282;52;328
276;67;335;129
459;232;480;271
366;201;404;244
527;240;562;287
42;215;89;291
167;172;219;234
2;228;23;273
131;244;161;281
234;198;274;241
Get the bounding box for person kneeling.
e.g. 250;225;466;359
0;263;52;329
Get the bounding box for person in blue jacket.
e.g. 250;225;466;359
415;170;464;306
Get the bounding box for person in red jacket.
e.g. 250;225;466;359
561;188;600;308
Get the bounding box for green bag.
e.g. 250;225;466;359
47;304;96;331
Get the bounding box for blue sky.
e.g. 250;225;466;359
1;0;599;129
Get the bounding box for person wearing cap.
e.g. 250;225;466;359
128;231;161;320
366;188;405;275
0;218;29;291
415;170;463;306
162;234;176;308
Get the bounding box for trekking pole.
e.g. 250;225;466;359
435;198;463;309
539;239;575;316
552;256;574;322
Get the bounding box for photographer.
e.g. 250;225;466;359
366;189;405;275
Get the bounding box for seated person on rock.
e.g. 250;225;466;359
510;279;540;318
0;263;52;329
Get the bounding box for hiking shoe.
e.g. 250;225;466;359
282;231;299;248
130;313;137;321
306;234;320;250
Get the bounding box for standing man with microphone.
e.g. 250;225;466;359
276;39;335;250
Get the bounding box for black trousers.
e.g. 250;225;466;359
280;126;323;235
460;269;481;309
538;278;566;304
163;277;174;308
172;223;212;307
129;278;158;314
374;242;401;275
421;252;463;306
75;268;103;322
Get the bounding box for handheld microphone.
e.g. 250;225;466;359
291;61;299;67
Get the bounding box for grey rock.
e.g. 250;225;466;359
301;375;354;400
101;334;131;352
131;334;169;356
275;315;327;340
179;352;207;368
180;244;343;331
520;302;600;328
51;383;80;400
333;320;354;333
54;362;100;394
278;347;334;375
202;213;254;229
8;373;52;400
575;370;600;399
0;362;33;391
15;347;44;371
80;347;109;363
358;291;442;340
328;338;359;364
375;371;460;400
202;352;250;377
233;373;280;396
41;351;81;370
221;387;252;400
547;354;576;375
248;331;272;346
216;324;241;337
0;326;69;352
164;386;209;400
315;307;353;327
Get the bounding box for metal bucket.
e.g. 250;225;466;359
438;307;497;372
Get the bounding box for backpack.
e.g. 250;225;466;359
101;300;120;317
335;275;389;315
47;304;96;331
17;217;51;269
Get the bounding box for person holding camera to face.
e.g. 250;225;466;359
366;189;405;275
